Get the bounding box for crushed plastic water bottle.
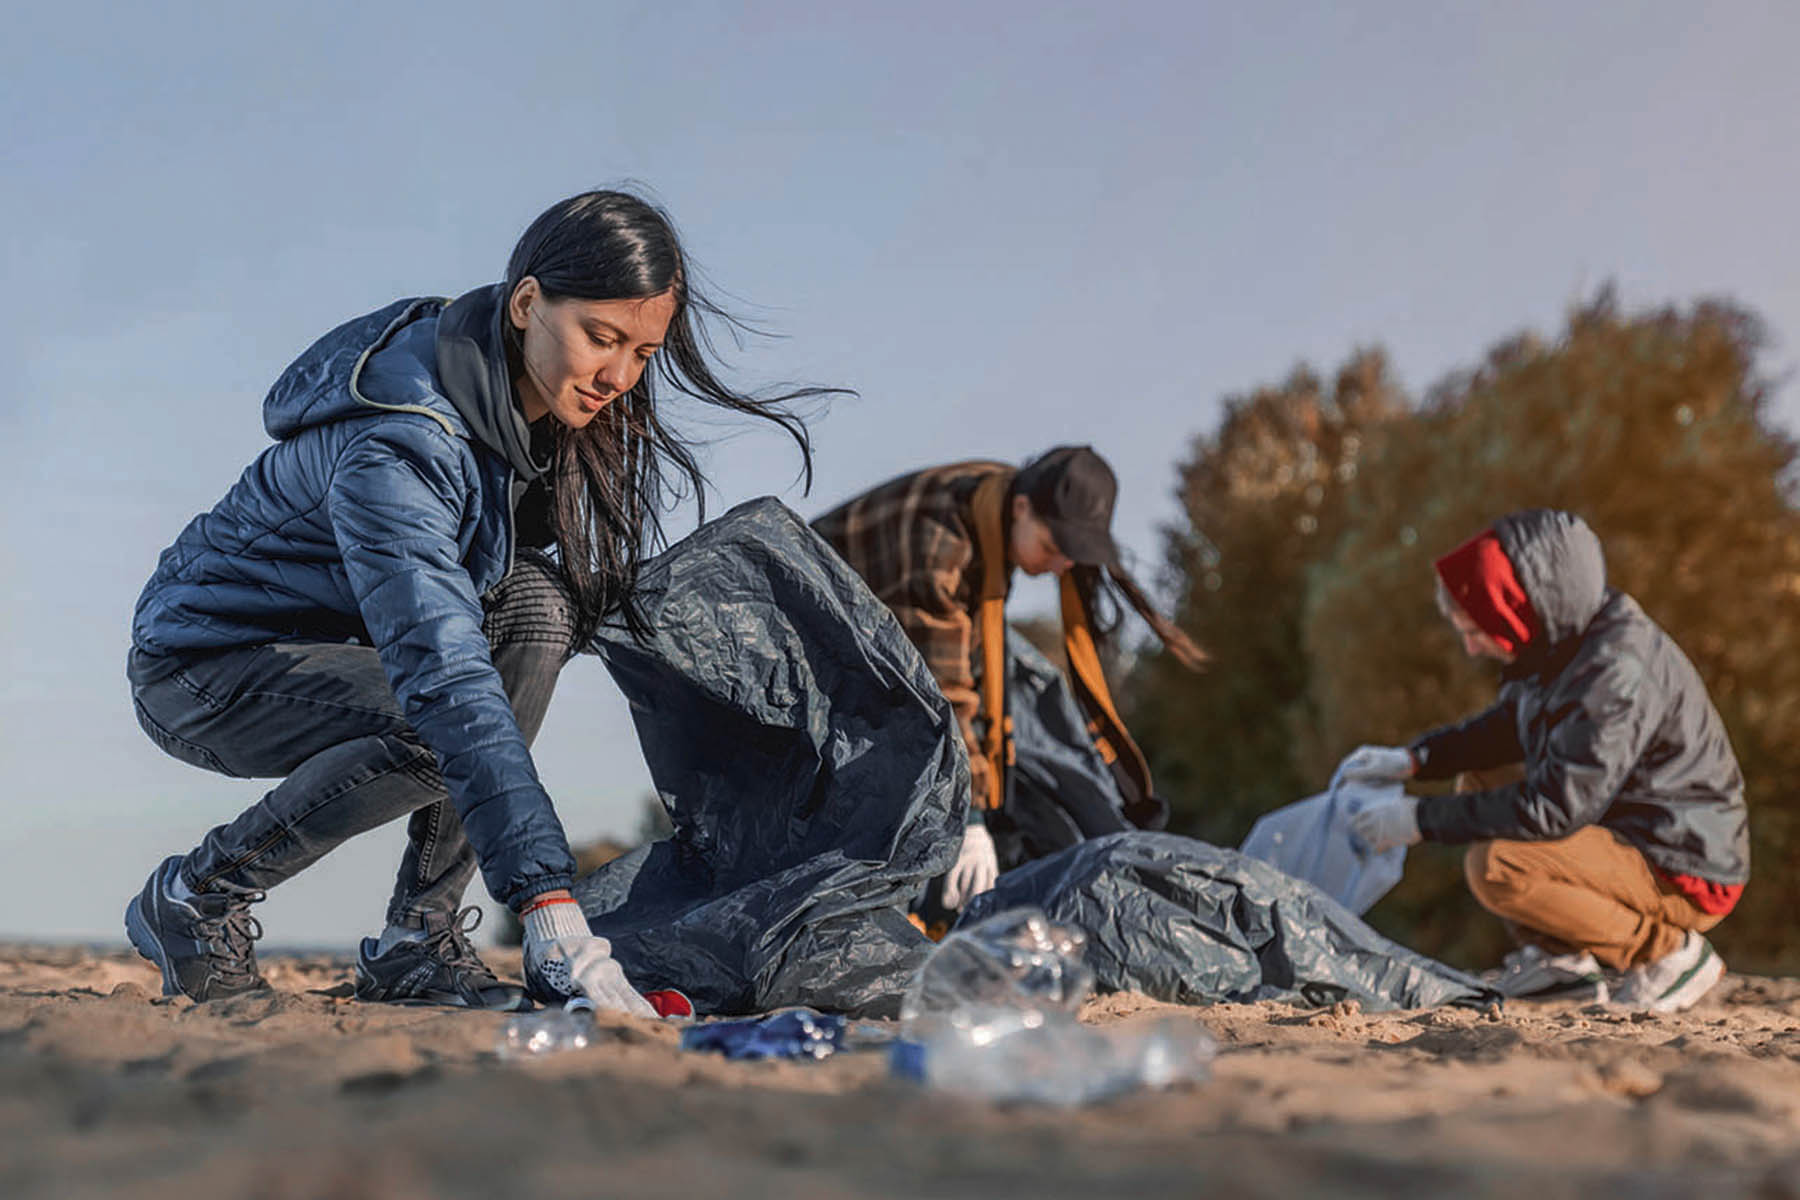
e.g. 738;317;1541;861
497;1004;593;1059
900;906;1093;1030
891;1009;1215;1105
892;907;1215;1105
680;1008;846;1060
496;990;694;1060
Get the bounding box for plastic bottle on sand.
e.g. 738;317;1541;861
497;1004;593;1059
892;907;1216;1105
891;1006;1215;1105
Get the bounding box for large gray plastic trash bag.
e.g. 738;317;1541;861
1239;781;1407;915
571;498;967;1017
960;831;1496;1012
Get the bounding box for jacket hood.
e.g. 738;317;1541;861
263;297;445;439
1491;509;1608;646
434;284;552;482
1434;531;1540;654
261;289;550;484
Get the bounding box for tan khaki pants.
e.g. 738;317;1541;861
1463;826;1722;970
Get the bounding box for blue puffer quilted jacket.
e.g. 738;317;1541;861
131;285;577;907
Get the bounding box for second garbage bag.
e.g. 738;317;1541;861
1239;781;1408;915
571;498;965;1018
961;831;1497;1012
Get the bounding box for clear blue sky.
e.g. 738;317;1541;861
3;1;1796;943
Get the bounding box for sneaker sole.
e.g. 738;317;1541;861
1650;942;1726;1014
352;976;533;1012
1506;978;1610;1005
355;992;534;1012
354;956;533;1012
124;895;182;998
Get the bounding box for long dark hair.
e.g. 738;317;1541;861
1060;561;1207;672
502;189;841;642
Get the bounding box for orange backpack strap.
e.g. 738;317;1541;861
1060;573;1155;812
968;471;1015;811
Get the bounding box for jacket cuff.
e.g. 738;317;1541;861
1408;737;1454;783
1413;795;1466;844
505;874;576;912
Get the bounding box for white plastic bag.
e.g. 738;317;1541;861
1239;781;1406;914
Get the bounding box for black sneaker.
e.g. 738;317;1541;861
125;855;271;1001
354;906;530;1011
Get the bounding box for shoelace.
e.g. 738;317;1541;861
423;906;499;985
194;890;266;988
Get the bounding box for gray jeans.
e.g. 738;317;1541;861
127;552;575;926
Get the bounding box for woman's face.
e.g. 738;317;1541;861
508;278;677;429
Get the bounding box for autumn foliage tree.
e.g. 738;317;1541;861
1127;350;1407;847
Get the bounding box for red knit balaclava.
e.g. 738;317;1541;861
1433;530;1541;654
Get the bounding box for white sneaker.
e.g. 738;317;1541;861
1484;944;1609;1002
1611;932;1725;1014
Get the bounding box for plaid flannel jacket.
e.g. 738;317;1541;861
812;460;1014;810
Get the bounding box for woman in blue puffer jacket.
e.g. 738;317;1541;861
124;190;830;1012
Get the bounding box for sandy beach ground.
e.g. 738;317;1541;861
6;944;1800;1199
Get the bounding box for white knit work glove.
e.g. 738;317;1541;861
940;822;999;911
521;899;657;1017
1349;794;1422;855
1331;745;1417;790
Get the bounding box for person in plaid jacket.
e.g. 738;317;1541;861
813;446;1204;915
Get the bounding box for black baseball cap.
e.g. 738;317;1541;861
1013;445;1120;567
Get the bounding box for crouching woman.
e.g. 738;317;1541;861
124;190;823;1012
1338;509;1749;1012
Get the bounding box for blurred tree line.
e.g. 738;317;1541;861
1127;289;1800;973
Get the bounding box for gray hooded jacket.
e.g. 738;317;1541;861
1411;510;1750;886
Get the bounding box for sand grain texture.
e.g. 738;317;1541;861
5;944;1800;1198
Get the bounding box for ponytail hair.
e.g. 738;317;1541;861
1066;562;1208;672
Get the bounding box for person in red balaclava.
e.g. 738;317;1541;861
1333;510;1749;1013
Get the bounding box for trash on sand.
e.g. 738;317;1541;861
641;989;695;1019
497;1004;594;1059
900;907;1093;1029
497;989;696;1060
891;907;1215;1105
890;1008;1215;1106
679;1008;848;1061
